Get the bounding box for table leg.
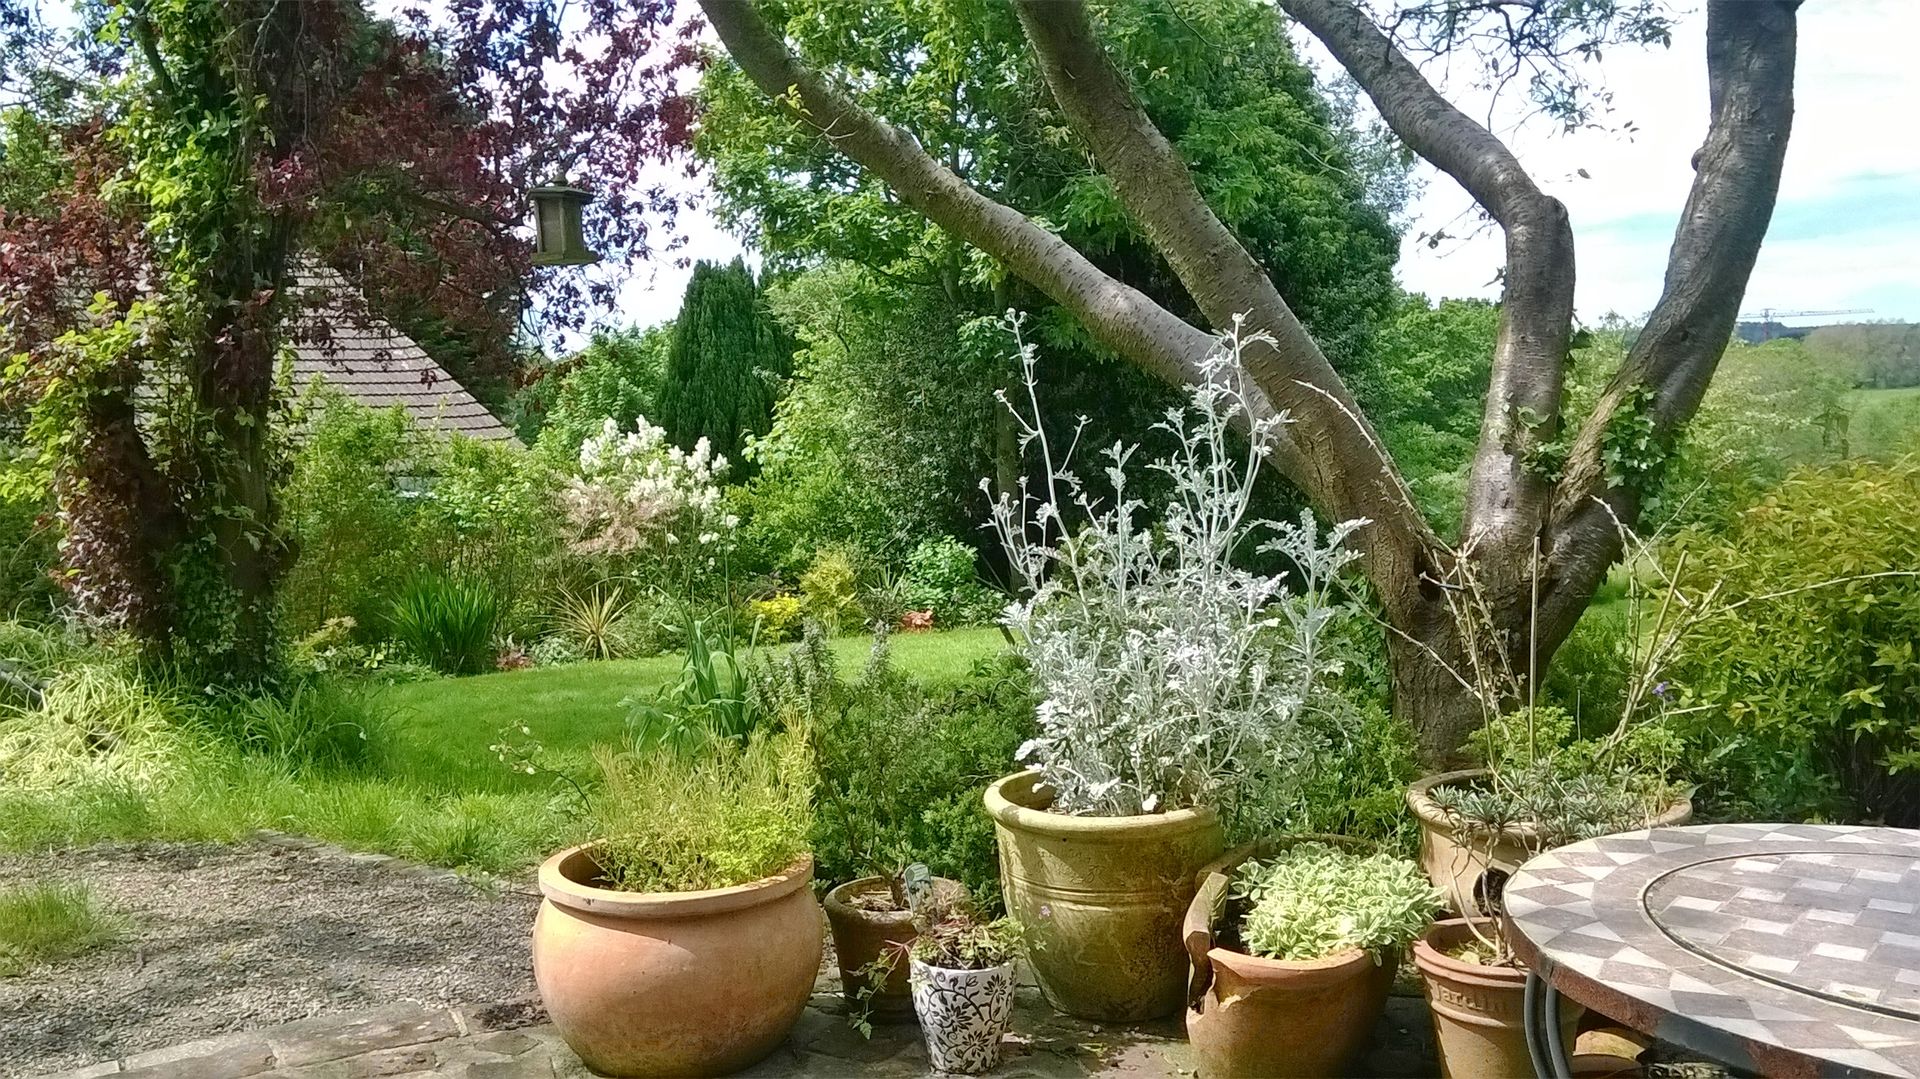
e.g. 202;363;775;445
1523;970;1575;1079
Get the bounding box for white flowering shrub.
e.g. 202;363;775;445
987;316;1366;817
561;416;738;561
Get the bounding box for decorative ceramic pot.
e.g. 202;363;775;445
909;958;1016;1074
823;875;968;1022
1183;844;1399;1077
532;845;821;1077
985;769;1225;1021
1407;769;1694;912
1413;917;1581;1079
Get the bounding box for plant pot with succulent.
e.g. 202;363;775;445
1184;840;1440;1078
907;891;1023;1075
531;724;820;1078
983;319;1369;1022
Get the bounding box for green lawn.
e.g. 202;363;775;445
383;626;1010;794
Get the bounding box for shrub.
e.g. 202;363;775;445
1542;600;1631;735
1274;699;1421;855
0;880;127;976
389;573;503;675
747;592;804;641
0;457;57;621
1232;844;1438;962
194;677;389;774
549;585;636;661
1666;457;1920;825
799;548;860;634
591;725;813;893
989;320;1361;816
765;629;1034;911
901;537;1001;626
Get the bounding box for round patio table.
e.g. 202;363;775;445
1504;823;1920;1078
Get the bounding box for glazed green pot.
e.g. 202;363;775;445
984;770;1224;1022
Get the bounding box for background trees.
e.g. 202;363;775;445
657;257;789;468
699;0;1800;760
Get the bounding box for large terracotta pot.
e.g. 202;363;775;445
1413;917;1581;1079
984;769;1224;1022
822;875;967;1022
532;845;821;1077
1183;845;1398;1077
1407;769;1694;912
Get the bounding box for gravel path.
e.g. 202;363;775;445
0;837;541;1077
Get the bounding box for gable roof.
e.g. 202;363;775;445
287;266;520;445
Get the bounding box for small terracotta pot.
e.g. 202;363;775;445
1183;842;1400;1078
1412;917;1581;1079
910;959;1016;1074
1407;769;1694;913
532;845;821;1077
823;875;968;1022
985;769;1224;1022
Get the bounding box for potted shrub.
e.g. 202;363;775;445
531;726;819;1077
907;891;1022;1075
1184;841;1440;1078
983;320;1366;1021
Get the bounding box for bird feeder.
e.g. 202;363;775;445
529;180;599;266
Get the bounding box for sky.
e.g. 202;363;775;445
617;1;1920;332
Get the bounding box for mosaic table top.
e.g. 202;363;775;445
1505;823;1920;1078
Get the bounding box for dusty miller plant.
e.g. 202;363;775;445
986;314;1366;817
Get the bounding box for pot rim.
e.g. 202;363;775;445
1207;942;1380;983
538;843;813;919
908;957;1016;978
984;769;1219;839
823;875;914;927
1410;916;1528;988
1406;768;1693;842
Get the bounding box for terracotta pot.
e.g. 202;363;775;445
1413;917;1582;1079
532;845;821;1077
1183;845;1399;1077
985;769;1224;1022
822;875;967;1022
909;959;1016;1074
1407;769;1694;912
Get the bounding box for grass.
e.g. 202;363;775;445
0;881;126;976
0;627;1011;876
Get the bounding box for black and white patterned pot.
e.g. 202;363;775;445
909;958;1016;1074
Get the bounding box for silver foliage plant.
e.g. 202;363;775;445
985;314;1367;817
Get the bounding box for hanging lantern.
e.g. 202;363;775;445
529;179;600;266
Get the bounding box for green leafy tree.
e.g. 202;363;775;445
656;258;790;468
522;324;672;456
1360;295;1499;533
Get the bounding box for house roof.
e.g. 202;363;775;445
287;266;520;445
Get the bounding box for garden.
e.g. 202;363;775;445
2;1;1916;1078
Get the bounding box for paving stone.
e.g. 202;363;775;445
464;1057;555;1079
59;1063;125;1079
461;1031;539;1058
117;1038;277;1079
345;1047;439;1077
267;1004;460;1068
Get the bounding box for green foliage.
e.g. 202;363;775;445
1666;457;1920;825
194;678;388;775
1355;295;1498;533
389;574;503;675
901;538;1001;626
591;725;814;893
0;662;198;792
550;585;638;662
747;592;805;641
525;325;671;454
623;621;759;752
799;548;861;634
769;630;1034;912
657;258;789;468
1234;844;1439;962
0;880;127;976
1276;699;1422;856
1542;600;1632;733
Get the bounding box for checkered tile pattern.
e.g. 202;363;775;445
1506;824;1920;1077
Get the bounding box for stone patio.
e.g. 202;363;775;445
46;976;1438;1078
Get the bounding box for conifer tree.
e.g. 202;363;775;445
658;257;790;471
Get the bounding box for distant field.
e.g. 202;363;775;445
1845;386;1920;458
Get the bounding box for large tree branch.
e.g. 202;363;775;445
1010;0;1441;612
697;0;1221;413
1283;0;1576;554
1540;0;1797;636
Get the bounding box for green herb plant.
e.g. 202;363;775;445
1231;843;1439;963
